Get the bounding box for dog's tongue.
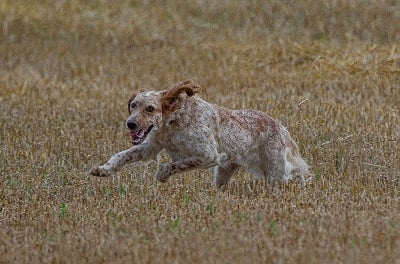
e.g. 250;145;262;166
130;129;144;140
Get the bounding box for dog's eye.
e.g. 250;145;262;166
146;106;154;112
130;102;136;109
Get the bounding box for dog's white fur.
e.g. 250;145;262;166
90;80;310;187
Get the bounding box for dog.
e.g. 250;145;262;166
90;80;310;187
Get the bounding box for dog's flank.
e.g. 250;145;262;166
90;80;310;187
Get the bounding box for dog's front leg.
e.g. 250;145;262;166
90;143;156;177
156;154;227;182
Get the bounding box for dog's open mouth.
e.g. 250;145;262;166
130;125;154;145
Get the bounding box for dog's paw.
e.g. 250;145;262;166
155;163;171;183
89;166;112;177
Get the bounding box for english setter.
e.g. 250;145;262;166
90;80;310;187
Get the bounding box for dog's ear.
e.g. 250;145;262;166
128;92;137;114
161;80;201;113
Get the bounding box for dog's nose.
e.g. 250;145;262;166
126;121;138;130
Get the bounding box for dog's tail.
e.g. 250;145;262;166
279;123;311;186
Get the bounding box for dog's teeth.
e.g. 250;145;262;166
138;130;145;138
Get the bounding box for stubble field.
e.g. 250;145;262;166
1;1;399;263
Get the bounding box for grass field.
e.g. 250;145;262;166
1;1;399;263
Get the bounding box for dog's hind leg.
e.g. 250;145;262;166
213;164;239;188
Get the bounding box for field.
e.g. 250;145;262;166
1;1;399;263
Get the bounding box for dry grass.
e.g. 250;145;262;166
1;1;399;263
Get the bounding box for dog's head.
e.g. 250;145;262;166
126;80;200;145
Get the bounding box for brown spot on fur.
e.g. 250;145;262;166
219;108;274;134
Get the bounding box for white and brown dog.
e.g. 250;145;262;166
90;80;310;187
